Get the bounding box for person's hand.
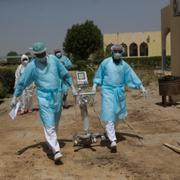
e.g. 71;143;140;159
71;85;78;96
92;84;97;94
72;88;78;96
140;85;148;98
10;96;17;109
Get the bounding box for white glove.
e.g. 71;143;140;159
10;96;18;109
71;84;78;96
140;85;148;98
92;84;97;94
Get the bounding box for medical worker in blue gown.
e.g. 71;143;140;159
11;42;77;162
54;48;72;108
92;44;147;151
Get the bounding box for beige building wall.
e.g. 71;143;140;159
103;31;171;57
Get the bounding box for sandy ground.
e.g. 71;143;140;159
0;81;180;180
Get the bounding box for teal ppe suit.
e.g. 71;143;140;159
59;55;72;70
14;55;72;128
58;55;72;93
93;57;143;123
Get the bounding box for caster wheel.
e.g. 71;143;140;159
74;139;78;146
92;137;97;143
101;135;106;141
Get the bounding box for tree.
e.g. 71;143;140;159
6;51;20;64
25;51;32;56
105;43;113;56
63;20;103;61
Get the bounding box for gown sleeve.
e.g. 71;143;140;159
124;62;142;89
56;58;73;87
93;62;105;86
63;56;72;70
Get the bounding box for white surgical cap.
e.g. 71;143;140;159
111;44;124;52
21;54;29;62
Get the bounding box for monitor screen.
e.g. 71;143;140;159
78;72;86;80
76;71;88;85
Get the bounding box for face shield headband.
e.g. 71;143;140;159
34;51;46;58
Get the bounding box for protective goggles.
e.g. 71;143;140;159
34;51;46;58
113;50;123;54
22;58;28;61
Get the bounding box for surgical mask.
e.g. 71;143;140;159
112;52;122;65
22;59;29;66
113;52;122;60
55;52;62;58
36;57;47;63
23;60;29;65
34;51;47;63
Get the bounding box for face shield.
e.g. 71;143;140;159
34;51;47;63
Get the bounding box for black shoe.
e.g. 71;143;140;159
110;141;117;153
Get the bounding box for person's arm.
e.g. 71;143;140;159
57;59;77;95
15;65;20;81
124;62;147;96
93;62;104;86
92;62;104;93
64;56;72;70
11;63;34;108
124;62;142;89
14;65;21;87
14;63;34;97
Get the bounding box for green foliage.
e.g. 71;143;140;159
0;66;16;95
73;60;88;70
0;81;7;99
105;43;113;56
123;56;171;69
70;59;96;86
63;20;103;61
88;48;104;65
135;69;158;86
86;68;94;86
6;51;20;64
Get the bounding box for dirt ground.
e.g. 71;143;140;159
0;80;180;180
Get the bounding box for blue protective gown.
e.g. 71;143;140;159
58;55;72;94
93;57;143;123
14;55;72;128
59;55;72;70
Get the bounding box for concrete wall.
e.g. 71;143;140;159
161;0;180;101
161;0;180;75
170;0;180;76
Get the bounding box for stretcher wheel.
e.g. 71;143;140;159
74;139;78;146
101;135;106;141
92;137;97;143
